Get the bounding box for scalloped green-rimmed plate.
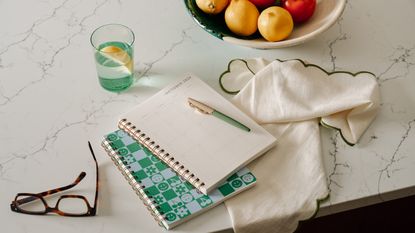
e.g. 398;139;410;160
183;0;346;49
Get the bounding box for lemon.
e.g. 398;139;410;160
100;45;133;73
258;6;294;42
225;0;259;37
196;0;229;14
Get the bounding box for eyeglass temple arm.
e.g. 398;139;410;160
14;142;98;212
15;172;87;205
88;141;99;213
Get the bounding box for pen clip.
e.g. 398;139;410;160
188;97;251;132
188;98;214;115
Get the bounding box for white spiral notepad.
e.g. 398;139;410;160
118;74;277;194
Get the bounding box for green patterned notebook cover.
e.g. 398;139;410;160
102;130;256;230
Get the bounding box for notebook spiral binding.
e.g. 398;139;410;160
118;118;206;192
101;140;166;228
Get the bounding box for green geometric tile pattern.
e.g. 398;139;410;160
105;130;256;228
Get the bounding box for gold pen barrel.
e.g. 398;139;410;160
188;97;214;114
188;97;250;132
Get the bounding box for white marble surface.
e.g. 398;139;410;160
1;0;414;232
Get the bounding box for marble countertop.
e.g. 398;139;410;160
1;0;414;232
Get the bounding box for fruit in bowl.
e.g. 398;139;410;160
258;6;293;42
183;0;347;49
192;0;316;42
249;0;276;9
196;0;230;14
281;0;316;23
224;0;259;36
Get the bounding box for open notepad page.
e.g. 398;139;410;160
120;74;277;194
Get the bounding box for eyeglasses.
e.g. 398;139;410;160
10;142;98;217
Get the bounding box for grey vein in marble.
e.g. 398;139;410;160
327;17;348;72
0;0;70;66
381;102;408;115
377;119;415;199
135;27;196;79
0;0;70;106
0;95;118;180
376;46;415;85
326;132;351;194
327;0;350;72
0;0;110;107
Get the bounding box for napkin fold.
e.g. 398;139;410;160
221;58;380;233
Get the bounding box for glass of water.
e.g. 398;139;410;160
90;24;135;92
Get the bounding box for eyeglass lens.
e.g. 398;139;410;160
15;194;46;214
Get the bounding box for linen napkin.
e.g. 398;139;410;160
220;58;380;233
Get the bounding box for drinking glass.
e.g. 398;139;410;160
90;24;135;92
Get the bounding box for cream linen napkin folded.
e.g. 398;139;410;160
220;58;380;233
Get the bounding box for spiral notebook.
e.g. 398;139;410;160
119;74;276;194
102;130;256;230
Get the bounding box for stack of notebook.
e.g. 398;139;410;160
101;74;277;229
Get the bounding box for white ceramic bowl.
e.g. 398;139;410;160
184;0;346;49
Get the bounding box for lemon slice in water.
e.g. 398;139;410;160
100;45;133;73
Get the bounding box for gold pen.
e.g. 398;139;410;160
188;97;251;132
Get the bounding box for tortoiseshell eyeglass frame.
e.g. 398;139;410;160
10;141;98;217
